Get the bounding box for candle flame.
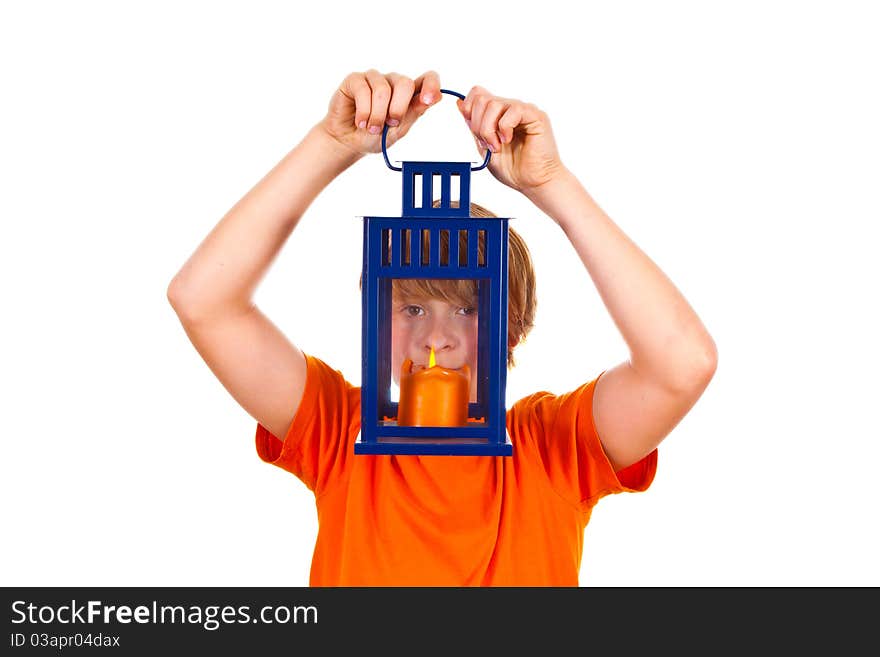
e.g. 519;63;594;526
428;345;436;368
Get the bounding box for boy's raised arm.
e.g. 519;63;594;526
456;86;718;471
166;127;361;440
168;70;442;441
168;127;363;322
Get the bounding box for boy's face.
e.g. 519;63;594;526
391;292;480;403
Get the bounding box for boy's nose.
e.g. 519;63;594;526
423;323;457;359
423;337;455;356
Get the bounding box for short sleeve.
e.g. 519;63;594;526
508;372;657;511
254;354;361;495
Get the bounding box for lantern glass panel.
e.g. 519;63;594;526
378;276;489;428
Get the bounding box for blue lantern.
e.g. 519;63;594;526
354;89;512;456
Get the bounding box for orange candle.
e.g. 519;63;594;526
398;347;470;427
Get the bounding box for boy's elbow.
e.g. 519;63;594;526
663;334;718;396
689;336;719;390
167;276;185;310
167;275;197;320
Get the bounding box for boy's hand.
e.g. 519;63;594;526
457;87;567;196
319;69;442;157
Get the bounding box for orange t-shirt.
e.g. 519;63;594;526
255;354;657;586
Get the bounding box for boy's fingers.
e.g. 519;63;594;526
519;102;545;125
342;72;373;130
413;70;442;109
477;98;509;152
364;69;392;134
508;101;547;137
468;93;490;147
459;85;491;122
385;73;415;126
461;88;538;151
497;104;524;144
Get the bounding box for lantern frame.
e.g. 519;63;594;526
355;92;512;456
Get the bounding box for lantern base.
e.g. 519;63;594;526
354;431;513;456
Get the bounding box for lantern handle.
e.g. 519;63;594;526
381;88;491;172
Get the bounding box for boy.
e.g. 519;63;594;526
167;69;718;586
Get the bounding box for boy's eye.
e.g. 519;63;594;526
404;305;425;317
457;306;476;316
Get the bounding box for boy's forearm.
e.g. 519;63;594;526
526;171;717;392
168;125;363;318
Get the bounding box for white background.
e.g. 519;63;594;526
2;0;878;587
